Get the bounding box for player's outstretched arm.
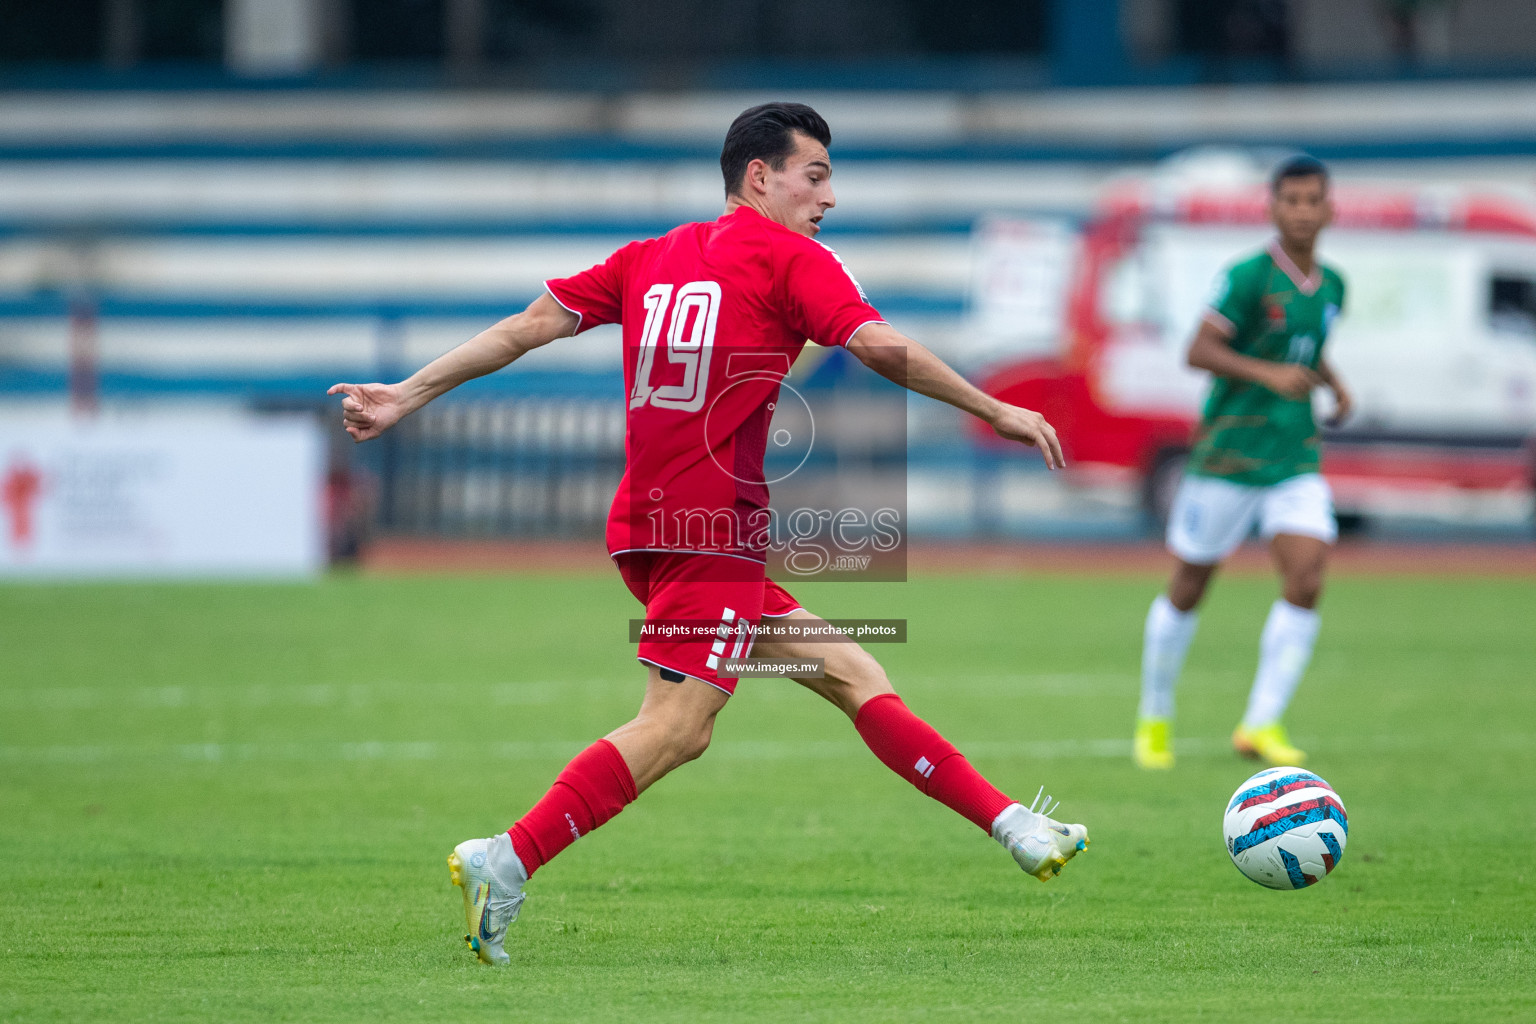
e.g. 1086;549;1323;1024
1187;319;1318;399
328;293;579;442
847;322;1064;470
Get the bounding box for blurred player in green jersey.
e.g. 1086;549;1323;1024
1135;155;1354;769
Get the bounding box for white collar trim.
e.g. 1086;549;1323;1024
1268;240;1322;296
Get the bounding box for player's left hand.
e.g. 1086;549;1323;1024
327;382;407;442
989;403;1066;470
1325;384;1354;428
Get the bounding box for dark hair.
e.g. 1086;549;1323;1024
720;102;832;198
1271;154;1329;194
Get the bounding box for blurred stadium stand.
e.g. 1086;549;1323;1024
4;0;1535;548
8;1;1536;86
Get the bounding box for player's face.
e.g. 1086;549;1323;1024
762;133;836;238
1269;174;1332;248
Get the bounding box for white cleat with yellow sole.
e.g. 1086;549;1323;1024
991;788;1090;882
448;833;527;965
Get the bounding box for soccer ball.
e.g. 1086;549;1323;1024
1222;766;1348;890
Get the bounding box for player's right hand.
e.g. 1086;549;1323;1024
327;382;406;442
1264;365;1322;400
989;403;1066;470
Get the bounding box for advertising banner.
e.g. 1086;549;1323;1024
0;411;323;577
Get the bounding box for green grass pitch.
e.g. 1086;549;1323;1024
2;567;1532;1022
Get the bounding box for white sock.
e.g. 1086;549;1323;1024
1138;594;1199;720
1242;599;1321;728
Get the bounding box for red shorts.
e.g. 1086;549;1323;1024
615;551;803;695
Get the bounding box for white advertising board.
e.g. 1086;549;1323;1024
967;215;1078;362
0;410;324;577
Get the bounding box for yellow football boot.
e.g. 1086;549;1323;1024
448;833;527;965
1232;722;1307;766
1133;717;1174;770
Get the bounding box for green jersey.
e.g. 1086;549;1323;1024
1187;242;1346;487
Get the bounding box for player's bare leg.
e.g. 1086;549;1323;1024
754;609;1088;881
1166;559;1217;613
1233;533;1328;765
754;611;895;719
604;666;732;793
1136;558;1215;768
452;666;728;963
1270;532;1327;611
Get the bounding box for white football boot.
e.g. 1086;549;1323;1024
991;788;1090;882
447;833;528;965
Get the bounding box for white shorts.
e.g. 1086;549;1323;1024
1166;472;1337;565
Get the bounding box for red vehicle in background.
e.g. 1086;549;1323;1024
971;163;1536;530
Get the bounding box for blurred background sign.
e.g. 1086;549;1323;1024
2;0;1535;573
0;410;323;577
968;216;1077;363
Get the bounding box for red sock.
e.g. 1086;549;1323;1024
508;739;637;876
853;693;1013;832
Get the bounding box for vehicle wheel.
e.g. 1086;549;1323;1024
1142;447;1189;534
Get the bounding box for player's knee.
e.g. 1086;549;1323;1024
666;716;715;765
1167;586;1203;613
1284;567;1324;608
1168;568;1211;611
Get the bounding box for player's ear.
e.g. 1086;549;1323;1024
744;157;771;196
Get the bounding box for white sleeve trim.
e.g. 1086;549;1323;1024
814;239;872;304
543;281;584;334
1201;308;1236;337
841;319;888;348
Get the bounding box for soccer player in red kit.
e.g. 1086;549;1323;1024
330;102;1089;965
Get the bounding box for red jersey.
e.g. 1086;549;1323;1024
545;205;885;561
